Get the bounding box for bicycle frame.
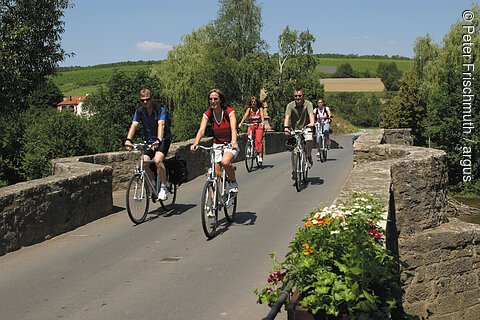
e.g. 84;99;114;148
292;129;307;175
315;121;326;151
199;144;234;211
132;144;160;200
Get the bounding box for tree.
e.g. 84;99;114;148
211;0;266;61
0;0;71;185
0;0;71;114
21;107;90;180
377;62;401;91
277;26;315;77
333;63;354;78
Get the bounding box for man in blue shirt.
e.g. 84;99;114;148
125;89;172;200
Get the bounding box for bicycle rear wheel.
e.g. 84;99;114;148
201;181;218;239
223;183;237;222
245;142;254;172
160;180;177;211
126;174;149;224
295;152;303;192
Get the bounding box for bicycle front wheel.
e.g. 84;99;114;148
295;152;303;192
201;181;218;239
320;137;327;163
223;183;237;222
126;174;149;224
160;180;177;211
244;142;254;172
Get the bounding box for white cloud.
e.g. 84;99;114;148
135;41;173;51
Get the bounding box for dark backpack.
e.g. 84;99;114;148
164;157;188;185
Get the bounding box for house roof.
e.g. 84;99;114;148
57;96;88;106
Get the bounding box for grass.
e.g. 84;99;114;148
317;57;412;74
52;62;158;96
52;56;411;96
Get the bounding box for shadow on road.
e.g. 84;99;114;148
307;177;324;186
234;211;257;225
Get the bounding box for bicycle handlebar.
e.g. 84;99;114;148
193;143;233;151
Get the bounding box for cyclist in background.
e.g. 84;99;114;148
124;88;172;201
313;98;332;159
190;88;240;193
284;88;315;179
238;96;265;165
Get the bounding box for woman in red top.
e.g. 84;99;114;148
238;96;265;164
191;88;239;192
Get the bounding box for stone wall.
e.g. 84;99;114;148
339;129;480;319
0;162;112;256
0;132;290;256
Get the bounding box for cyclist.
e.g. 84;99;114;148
238;96;265;164
124;88;172;201
284;88;315;179
313;98;332;160
190;88;239;193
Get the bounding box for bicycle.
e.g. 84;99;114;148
194;144;238;239
242;123;264;172
123;139;177;224
315;118;330;163
286;126;311;192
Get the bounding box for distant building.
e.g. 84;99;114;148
56;95;90;116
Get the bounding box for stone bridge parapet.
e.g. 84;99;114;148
337;128;480;319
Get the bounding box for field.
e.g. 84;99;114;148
317;57;412;74
320;78;385;92
51;61;159;96
52;56;410;96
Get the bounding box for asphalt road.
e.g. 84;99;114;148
0;134;354;320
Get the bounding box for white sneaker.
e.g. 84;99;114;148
229;181;238;193
157;186;168;201
206;206;215;218
257;156;263;164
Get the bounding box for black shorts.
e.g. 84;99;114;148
145;139;171;159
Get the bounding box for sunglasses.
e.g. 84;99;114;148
141;98;151;102
294;95;303;98
209;97;219;101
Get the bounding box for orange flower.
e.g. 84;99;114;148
302;243;310;249
305;221;313;227
337;215;345;220
325;217;334;224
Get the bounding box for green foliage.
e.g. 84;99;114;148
333;63;354;78
21;108;91;180
0;0;70;185
317;56;412;77
51;62;159;96
382;4;480;191
0;0;70;114
255;194;402;318
211;0;266;61
377;62;402;91
328;93;382;127
26;79;63;108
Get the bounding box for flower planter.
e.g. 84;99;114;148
286;291;350;320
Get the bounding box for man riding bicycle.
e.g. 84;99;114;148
124;88;172;201
283;88;315;179
313;98;332;160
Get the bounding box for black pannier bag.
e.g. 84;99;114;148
165;157;188;185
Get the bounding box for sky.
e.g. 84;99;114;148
60;0;478;67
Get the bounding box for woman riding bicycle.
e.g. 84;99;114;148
313;98;332;159
190;88;239;193
238;96;265;164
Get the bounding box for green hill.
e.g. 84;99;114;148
52;55;411;96
52;60;160;96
